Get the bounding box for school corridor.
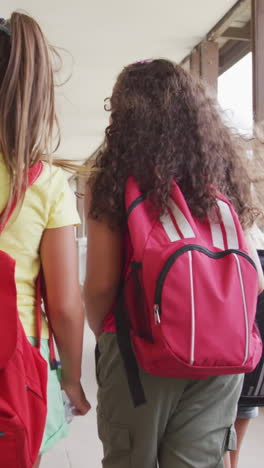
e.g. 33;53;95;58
1;0;262;466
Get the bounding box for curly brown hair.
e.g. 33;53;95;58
89;59;255;229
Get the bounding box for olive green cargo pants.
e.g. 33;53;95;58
96;333;243;468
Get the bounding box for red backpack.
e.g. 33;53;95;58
0;162;53;467
114;177;262;407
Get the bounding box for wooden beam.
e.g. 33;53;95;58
219;39;251;75
200;41;219;93
207;0;250;41
181;0;250;75
252;0;264;123
222;23;251;41
190;48;200;78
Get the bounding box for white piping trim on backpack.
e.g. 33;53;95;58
233;253;249;365
217;200;239;249
160;212;181;242
210;221;225;250
188;251;195;365
168;198;195;239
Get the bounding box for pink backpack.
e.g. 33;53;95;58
114;177;262;406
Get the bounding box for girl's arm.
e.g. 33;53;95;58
84;186;122;338
40;225;90;414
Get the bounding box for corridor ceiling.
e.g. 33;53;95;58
3;0;238;159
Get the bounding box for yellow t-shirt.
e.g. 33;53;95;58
0;156;80;338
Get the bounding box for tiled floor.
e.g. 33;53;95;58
41;327;264;468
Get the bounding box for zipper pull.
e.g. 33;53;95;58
154;304;161;324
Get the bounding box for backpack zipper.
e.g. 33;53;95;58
26;385;43;400
154;244;256;321
154;304;161;324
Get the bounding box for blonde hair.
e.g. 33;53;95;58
0;12;83;224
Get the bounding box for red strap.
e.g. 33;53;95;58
27;161;43;187
48;324;57;369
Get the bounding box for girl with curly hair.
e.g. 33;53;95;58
84;59;263;468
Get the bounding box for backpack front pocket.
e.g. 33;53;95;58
0;416;25;468
154;245;258;368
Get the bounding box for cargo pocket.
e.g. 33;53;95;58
215;425;237;467
97;412;131;468
224;424;237;452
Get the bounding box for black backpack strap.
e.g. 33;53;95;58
114;281;146;407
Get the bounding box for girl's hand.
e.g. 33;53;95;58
61;378;91;415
